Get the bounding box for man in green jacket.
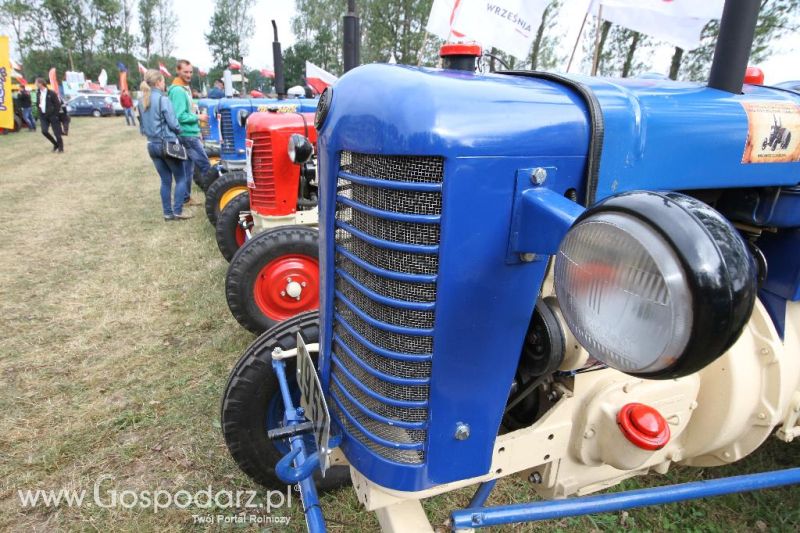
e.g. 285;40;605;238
168;59;209;206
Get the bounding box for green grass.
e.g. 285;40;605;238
1;118;799;532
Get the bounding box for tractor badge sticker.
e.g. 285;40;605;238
256;104;299;113
245;138;255;188
741;101;800;164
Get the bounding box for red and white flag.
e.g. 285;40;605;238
305;61;338;94
260;68;275;78
427;0;549;59
228;58;242;70
588;0;724;50
138;62;147;74
158;62;171;77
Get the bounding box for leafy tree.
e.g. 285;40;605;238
205;0;255;69
283;41;316;88
674;0;800;81
292;0;347;73
94;0;123;55
138;0;157;60
362;0;433;66
530;0;564;71
0;0;32;61
156;0;176;57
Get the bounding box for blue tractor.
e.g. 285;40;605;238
220;0;800;530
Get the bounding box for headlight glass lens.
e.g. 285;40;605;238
554;212;693;374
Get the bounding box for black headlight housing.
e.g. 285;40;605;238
554;191;757;379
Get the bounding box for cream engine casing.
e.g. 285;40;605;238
350;300;800;511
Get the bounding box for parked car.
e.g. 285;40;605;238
66;95;115;117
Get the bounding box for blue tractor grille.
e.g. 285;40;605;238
330;151;443;465
220;109;235;156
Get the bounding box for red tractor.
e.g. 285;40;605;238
216;110;320;334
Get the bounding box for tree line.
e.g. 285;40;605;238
0;0;176;87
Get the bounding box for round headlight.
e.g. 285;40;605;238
237;109;249;127
288;134;314;164
554;191;756;379
314;87;332;131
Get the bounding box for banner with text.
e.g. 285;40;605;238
427;0;550;59
0;36;13;130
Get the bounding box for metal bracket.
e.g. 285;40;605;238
507;167;584;263
272;342;320;360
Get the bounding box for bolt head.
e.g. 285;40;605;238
520;252;536;262
454;423;470;441
531;167;547;185
528;471;543;484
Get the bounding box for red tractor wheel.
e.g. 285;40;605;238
225;226;320;334
215;192;252;262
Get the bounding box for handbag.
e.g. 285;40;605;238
157;96;188;160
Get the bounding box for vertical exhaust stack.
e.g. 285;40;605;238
272;20;286;99
708;0;760;94
343;0;360;73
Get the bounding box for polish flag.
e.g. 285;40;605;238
260;68;275;78
159;63;172;77
305;61;338;94
198;69;208;77
138;62;147;74
228;58;242;70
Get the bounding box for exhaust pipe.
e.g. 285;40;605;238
272;20;286;99
343;0;360;73
708;0;760;94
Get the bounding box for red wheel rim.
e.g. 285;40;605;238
234;215;252;247
253;254;319;321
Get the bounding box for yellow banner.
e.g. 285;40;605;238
0;36;13;130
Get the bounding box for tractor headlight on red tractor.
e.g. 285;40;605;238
554;191;757;379
287;134;314;164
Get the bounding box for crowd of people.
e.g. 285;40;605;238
138;60;210;221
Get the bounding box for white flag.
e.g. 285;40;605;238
98;69;108;87
589;0;724;50
427;0;550;59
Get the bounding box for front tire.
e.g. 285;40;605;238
220;311;351;490
205;171;248;225
226;226;319;334
216;192;252;262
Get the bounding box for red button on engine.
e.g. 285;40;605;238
617;403;670;451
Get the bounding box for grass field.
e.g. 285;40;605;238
1;117;799;532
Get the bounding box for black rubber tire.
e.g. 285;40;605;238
216;192;251;262
196;165;221;192
205;170;247;225
220;311;351;490
226;226;319;335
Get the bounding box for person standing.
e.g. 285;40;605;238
18;86;35;131
168;59;210;207
120;90;136;126
207;79;225;99
35;78;63;153
58;95;70;136
138;70;192;221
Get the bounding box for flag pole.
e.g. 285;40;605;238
417;30;432;67
591;4;604;76
566;12;589;73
